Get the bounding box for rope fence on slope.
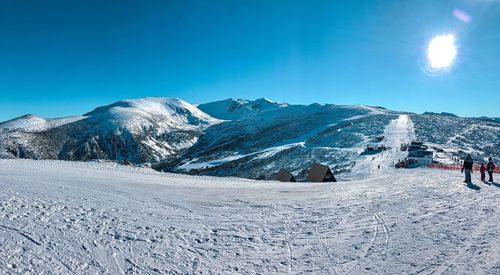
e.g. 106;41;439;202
429;163;500;173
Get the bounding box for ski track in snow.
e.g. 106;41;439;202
0;159;498;274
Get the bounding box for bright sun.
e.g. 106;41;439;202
427;34;457;69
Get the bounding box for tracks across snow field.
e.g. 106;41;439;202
0;159;499;274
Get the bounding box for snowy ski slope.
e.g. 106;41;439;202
0;159;498;274
348;114;415;178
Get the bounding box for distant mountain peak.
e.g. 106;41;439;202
422;111;458;117
20;114;41;119
0;113;86;133
475;116;500;123
198;98;289;120
87;97;196;115
253;97;274;104
83;96;220;133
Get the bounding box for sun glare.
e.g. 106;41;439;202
427;34;457;70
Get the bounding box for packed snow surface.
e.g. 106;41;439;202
0;159;498;274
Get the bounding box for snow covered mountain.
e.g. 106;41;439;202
160;104;393;179
0;97;498;179
0;97;220;163
197;98;288;120
0;114;86;133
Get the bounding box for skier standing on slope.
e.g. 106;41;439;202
461;154;473;184
480;163;486;182
487;157;495;182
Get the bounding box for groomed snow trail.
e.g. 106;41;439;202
380;114;415;165
350;114;415;178
0;159;498;274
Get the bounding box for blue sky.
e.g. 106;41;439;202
1;0;499;121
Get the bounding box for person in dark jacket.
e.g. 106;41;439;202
480;163;486;182
461;154;473;183
486;157;495;182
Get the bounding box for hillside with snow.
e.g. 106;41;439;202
1;98;499;274
0;97;220;163
0;97;498;180
0;159;498;274
162;104;393;179
0;114;87;133
197;98;288;120
411;113;500;164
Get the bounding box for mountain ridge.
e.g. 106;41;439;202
197;97;289;120
1;97;498;179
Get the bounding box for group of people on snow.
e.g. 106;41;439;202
461;154;495;184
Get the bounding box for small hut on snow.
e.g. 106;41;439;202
275;169;296;182
306;163;337;182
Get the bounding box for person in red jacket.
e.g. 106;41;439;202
480;163;486;182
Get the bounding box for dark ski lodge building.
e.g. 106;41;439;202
407;141;433;168
275;169;296;182
306;163;337;182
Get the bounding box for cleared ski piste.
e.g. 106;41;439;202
1;159;499;274
349;114;415;178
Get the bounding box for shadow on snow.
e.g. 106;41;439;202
465;182;481;190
